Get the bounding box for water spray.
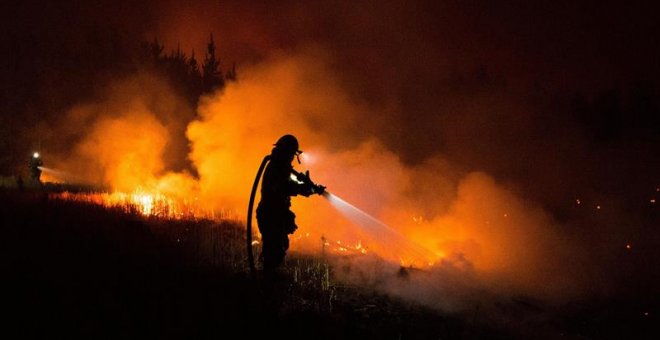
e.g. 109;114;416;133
323;192;435;266
37;166;69;180
246;150;432;276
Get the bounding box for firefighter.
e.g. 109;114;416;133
256;135;320;277
29;152;43;184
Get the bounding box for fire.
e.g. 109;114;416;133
293;232;370;256
51;189;214;220
46;55;575;293
133;192;155;215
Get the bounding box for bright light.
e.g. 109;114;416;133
33;152;40;158
49;190;214;220
290;173;304;184
300;152;315;164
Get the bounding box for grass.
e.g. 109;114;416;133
1;188;489;339
3;187;658;339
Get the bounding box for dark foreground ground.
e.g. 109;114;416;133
1;189;658;339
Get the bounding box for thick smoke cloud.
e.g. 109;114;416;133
185;51;584;305
51;73;200;203
49;48;586;306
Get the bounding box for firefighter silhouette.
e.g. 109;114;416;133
29;152;43;183
256;135;321;275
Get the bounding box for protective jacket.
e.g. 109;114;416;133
257;156;309;235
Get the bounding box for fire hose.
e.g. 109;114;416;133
246;155;271;277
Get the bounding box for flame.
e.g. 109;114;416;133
46;55;572;296
51;189;214;220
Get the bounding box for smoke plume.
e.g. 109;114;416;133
185;50;584;307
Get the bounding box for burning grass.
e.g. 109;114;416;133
3;188;657;339
49;189;216;220
2;188;478;338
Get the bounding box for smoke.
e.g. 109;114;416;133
186;50;369;214
45;48;588;309
51;72;201;205
30;0;659;316
38;35;643;317
184;50;586;308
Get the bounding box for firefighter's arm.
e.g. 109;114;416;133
285;176;312;197
289;170;325;197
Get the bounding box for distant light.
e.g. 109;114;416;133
576;199;581;205
626;244;631;250
33;152;40;158
651;199;656;204
644;312;649;316
596;205;601;210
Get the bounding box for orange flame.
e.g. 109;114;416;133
51;189;214;220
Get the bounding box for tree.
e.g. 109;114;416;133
188;49;203;99
225;62;237;82
141;37;164;62
202;33;224;93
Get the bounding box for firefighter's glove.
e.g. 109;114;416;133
300;183;314;197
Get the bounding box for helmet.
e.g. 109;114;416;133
274;134;302;155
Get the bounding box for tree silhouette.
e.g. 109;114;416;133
139;34;237;104
188;49;203;100
202;33;224;93
226;62;237;82
141;37;164;63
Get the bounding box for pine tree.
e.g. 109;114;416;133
189;49;200;77
139;37;165;68
202;33;224;93
148;37;164;60
188;49;203;102
225;62;237;82
168;43;189;82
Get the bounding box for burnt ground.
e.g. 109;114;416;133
1;188;658;339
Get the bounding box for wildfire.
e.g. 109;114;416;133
293;232;370;256
51;189;214;220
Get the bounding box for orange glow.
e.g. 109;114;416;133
48;53;573;299
51;189;213;220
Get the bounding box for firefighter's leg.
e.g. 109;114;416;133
263;233;288;272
